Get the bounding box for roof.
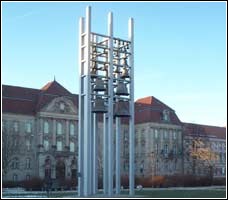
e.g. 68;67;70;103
41;80;71;96
135;96;182;125
2;81;78;115
183;122;226;140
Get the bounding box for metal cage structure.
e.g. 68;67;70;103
78;6;135;197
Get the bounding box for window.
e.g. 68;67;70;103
26;158;31;169
164;130;168;139
155;144;159;154
164;144;169;155
60;102;65;111
162;109;170;122
13;174;18;182
154;129;158;139
26;174;30;180
44;121;49;134
3;120;6;131
13;121;19;132
70;142;75;152
26;122;32;133
26;139;31;151
57;141;63;151
12;158;19;169
219;153;223;162
44;140;49;151
173;131;177;139
57;122;62;135
222;167;225;175
45;157;51;178
173;144;177;155
124;161;129;172
70;124;75;136
140;161;144;174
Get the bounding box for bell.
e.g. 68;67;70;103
121;67;130;79
115;82;129;96
90;62;98;78
114;101;130;117
94;79;106;91
92;98;107;113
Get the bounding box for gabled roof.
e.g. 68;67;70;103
135;96;181;125
2;80;78;115
41;80;71;96
183;122;226;140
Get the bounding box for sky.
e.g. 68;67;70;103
2;1;227;127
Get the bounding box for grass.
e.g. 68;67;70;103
135;189;226;198
3;188;226;198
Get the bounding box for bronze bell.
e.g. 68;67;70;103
114;101;130;117
94;79;106;91
90;62;98;78
115;82;129;96
121;59;130;79
92;98;107;113
121;67;130;79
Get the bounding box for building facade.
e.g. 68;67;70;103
2;81;226;184
2;81;79;183
183;123;226;178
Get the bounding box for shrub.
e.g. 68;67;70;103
21;177;44;191
196;176;212;186
3;181;20;188
212;177;226;186
135;176;165;188
151;176;165;187
62;178;77;190
121;175;129;188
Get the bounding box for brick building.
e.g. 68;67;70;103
2;80;226;184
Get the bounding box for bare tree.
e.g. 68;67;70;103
2;130;20;177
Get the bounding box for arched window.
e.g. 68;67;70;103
26;158;31;169
57;141;63;151
26;122;32;133
44;157;51;178
13;174;18;182
26;139;31;151
26;174;30;180
44;140;49;151
154;129;158;139
44;121;49;134
57;122;62;135
11;157;19;169
70;142;75;152
164;130;168;139
173;131;177;139
70;124;75;136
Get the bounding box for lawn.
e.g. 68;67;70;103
2;188;226;198
135;189;226;198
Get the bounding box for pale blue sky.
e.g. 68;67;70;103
2;2;227;126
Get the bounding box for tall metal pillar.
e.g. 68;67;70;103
78;16;84;197
107;12;114;196
92;113;98;194
115;117;121;194
129;18;135;196
103;114;108;194
115;40;121;195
